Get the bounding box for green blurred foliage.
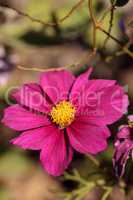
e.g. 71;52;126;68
0;149;32;178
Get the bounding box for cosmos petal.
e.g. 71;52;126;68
67;120;110;154
12;83;51;113
117;126;130;139
11;125;55;150
70;67;93;105
113;140;133;177
40;70;75;103
2;104;50;131
40;127;73;176
75;81;129;126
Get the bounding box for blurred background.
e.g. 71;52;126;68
0;0;133;199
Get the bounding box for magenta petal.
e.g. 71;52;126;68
70;67;93;104
73;117;110;138
84;79;116;91
96;85;129;125
40;70;75;103
12;83;51;113
117;126;130;139
76;82;129;126
67;120;110;155
71;79;116;107
40;128;73;176
2;104;50;131
11;126;53;150
114;140;132;161
113;140;133;177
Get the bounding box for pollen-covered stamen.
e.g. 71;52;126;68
50;101;76;128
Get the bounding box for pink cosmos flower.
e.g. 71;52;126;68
2;68;129;176
113;115;133;177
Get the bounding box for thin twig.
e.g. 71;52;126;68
100;6;113;22
99;26;123;46
17;65;66;72
102;3;116;49
2;0;133;61
17;50;95;73
1;0;85;27
88;0;133;58
100;27;133;58
88;0;98;53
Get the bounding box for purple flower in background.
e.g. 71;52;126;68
2;68;129;176
119;18;126;33
113;115;133;177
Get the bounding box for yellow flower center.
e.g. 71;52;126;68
128;121;133;128
50;101;76;128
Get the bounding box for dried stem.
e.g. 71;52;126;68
88;0;133;58
99;26;133;58
17;50;96;73
17;65;66;72
1;0;85;27
100;6;113;22
99;26;123;46
102;3;116;49
88;0;98;53
1;0;132;74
